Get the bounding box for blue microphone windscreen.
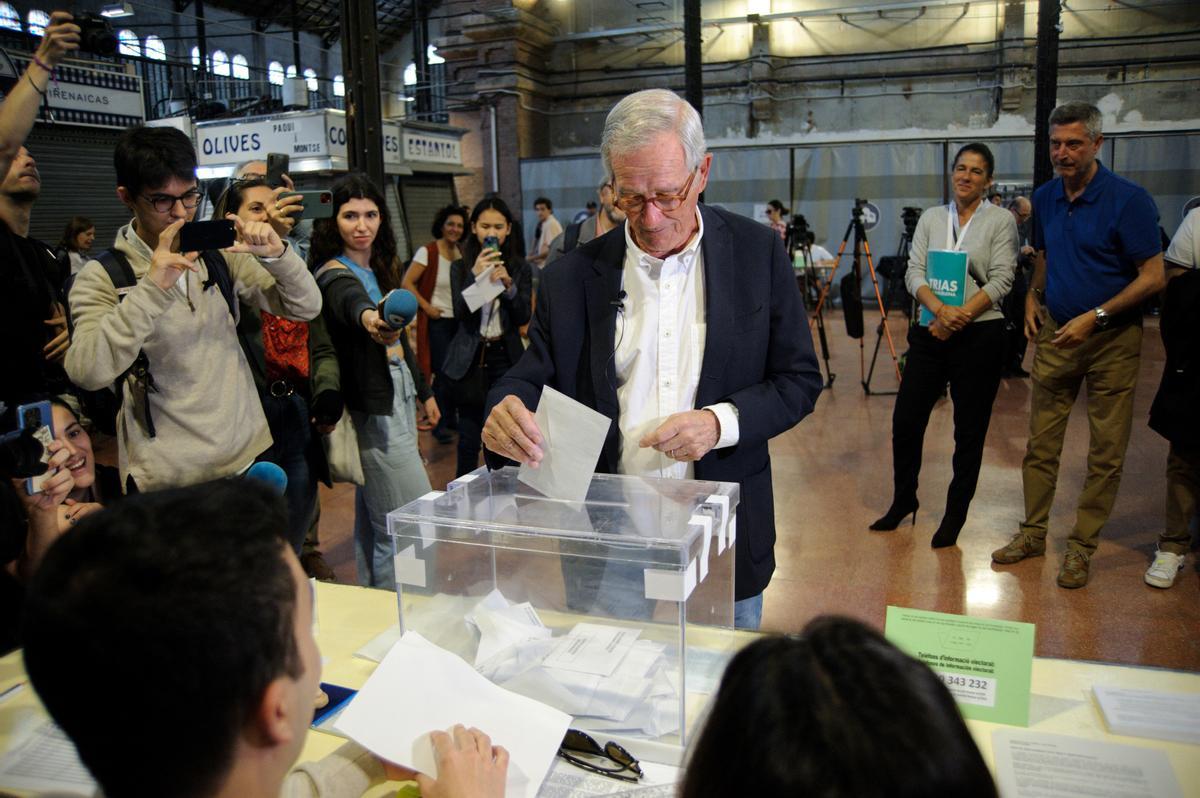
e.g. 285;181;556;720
245;461;288;495
380;289;419;329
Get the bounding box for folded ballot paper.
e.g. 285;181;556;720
468;591;681;738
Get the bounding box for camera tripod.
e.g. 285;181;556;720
865;223;916;393
810;202;902;395
789;220;834;388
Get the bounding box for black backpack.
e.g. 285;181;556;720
66;248;237;437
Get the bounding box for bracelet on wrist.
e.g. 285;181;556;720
31;55;54;75
26;73;46;96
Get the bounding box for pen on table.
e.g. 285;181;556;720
0;681;27;702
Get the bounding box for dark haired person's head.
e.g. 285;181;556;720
308;172;399;292
951;142;996;209
462;196;517;268
22;480;319;798
212;177;272;225
114;126;201;245
680;616;996;798
1048;102;1104;183
534;196;553;220
431;203;467;245
766;199;788;222
58;215;95;253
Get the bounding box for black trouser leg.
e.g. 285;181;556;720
944;320;1005;520
455;341;513;477
891;325;951;505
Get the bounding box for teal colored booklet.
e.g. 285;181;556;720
918;249;969;326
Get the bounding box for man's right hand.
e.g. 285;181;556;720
414;726;509;798
35;12;80;70
1024;291;1043;340
148;219;200;292
482;395;543;466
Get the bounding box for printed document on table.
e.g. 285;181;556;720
335;631;570;798
462;265;505;312
1093;685;1200;745
992;728;1182;798
518;386;611;504
0;720;96;795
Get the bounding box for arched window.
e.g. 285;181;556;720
190;46;201;69
232;54;249;80
427;44;444;65
403;62;416;87
0;4;20;32
268;61;284;86
303;68;317;92
332;75;344;98
144;35;166;60
26;9;48;36
285;65;297;79
211;50;229;77
117;29;140;57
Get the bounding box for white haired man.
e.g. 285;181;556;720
480;89;823;629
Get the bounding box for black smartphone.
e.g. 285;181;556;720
179;220;236;252
265;152;289;188
483;235;500;251
16;401;54;495
278;190;334;219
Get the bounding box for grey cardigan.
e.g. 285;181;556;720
906;201;1018;324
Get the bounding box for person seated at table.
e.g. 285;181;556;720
22;480;507;798
679;615;997;798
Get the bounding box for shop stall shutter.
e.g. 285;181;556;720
25;126;129;252
400;176;455;262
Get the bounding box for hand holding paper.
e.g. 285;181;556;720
518;387;611;503
462;266;505;312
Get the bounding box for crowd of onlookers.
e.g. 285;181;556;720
2;11;1197;798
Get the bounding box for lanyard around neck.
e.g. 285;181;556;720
945;202;980;252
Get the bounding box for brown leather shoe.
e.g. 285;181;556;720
301;550;337;582
991;533;1046;564
1057;550;1090;589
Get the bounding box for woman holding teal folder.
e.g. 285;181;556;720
871;143;1018;547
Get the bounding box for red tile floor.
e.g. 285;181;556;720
307;309;1197;671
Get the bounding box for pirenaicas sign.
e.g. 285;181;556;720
195;110;463;170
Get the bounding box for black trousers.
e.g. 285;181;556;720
456;339;515;477
891;319;1005;520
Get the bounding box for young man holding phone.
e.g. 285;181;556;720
65;127;322;492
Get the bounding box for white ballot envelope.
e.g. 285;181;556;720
462;265;505;312
518;386;611;504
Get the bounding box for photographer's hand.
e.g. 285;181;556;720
148;219;201;292
35;12;80;71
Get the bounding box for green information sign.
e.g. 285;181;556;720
885;606;1035;727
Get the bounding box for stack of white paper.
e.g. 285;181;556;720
1093;685;1200;745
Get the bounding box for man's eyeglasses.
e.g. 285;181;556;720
557;729;643;782
613;168;698;214
141;189;204;214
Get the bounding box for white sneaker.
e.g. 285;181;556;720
1144;551;1185;589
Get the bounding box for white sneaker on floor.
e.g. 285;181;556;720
1144;551;1185;589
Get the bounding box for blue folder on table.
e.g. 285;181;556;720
918;249;969;326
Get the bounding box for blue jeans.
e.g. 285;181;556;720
258;390;317;555
351;362;432;588
734;593;763;630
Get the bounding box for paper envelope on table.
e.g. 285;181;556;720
334;631;570;798
518;386;612;504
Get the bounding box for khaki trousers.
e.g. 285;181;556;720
1161;443;1200;555
1020;316;1142;554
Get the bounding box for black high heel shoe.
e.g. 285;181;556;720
869;500;919;531
931;515;966;548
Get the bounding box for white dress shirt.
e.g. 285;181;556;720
615;211;739;479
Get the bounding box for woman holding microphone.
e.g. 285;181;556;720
443;197;532;477
309;173;437;587
870;143;1017;548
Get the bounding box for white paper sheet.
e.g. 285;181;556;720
539;757;680;796
353;623;403;663
462;265;506;311
543;623;641;677
1093;685;1200;745
335;631;571;798
518;386;612;504
0;720;96;795
992;728;1182;798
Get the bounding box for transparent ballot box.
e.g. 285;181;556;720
387;466;740;760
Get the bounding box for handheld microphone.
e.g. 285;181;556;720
611;289;627;312
378;288;419;330
244;461;288;496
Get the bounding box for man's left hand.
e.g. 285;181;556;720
225;213;286;259
639;409;720;462
1050;310;1096;348
43;302;69;363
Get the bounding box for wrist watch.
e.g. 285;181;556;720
1093;307;1110;329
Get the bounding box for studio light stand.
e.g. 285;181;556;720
810;199;902;395
788;214;834;388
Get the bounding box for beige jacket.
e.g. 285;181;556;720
65;222;322;492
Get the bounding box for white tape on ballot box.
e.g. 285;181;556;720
644;558;698;602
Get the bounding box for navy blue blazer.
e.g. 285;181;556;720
486;204;822;600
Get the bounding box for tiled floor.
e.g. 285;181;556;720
311;309;1197;671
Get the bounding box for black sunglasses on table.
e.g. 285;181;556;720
557;728;644;782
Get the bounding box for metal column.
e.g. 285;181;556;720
1032;0;1061;189
340;0;385;188
683;0;702;117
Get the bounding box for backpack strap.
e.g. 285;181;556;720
199;249;240;324
93;249;159;437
